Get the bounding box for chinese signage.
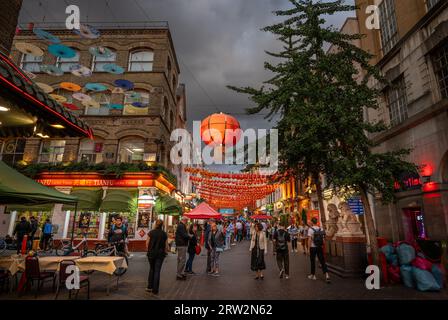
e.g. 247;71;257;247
219;208;235;214
347;196;364;215
37;178;156;187
394;172;422;192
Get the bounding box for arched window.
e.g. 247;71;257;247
92;48;117;72
79;138;104;164
20;53;43;73
128;50;154;72
118;138;145;163
57;49;80;73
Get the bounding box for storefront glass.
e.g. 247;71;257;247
67;211;100;239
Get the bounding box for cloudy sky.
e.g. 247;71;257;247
19;0;355;133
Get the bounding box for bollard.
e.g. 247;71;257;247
21;235;28;255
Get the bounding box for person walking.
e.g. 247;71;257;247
13;217;31;254
250;223;267;280
175;216;191;280
146;219;168;295
288;223;299;253
208;222;225;276
236;220;243;243
225;221;233;250
299;222;310;255
185;223;198;274
273;223;291;279
245;221;251;240
41;219;53;251
307;218;331;283
205;219;215;273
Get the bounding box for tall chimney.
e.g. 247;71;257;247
0;0;23;54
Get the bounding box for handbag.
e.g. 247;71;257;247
195;244;201;255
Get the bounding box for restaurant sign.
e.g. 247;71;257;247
36;178;156;188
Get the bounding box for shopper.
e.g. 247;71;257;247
299;222;310;255
288;223;299;253
175;216;191;280
185;223;198;274
250;223;267;280
236;220;243;242
273;223;291;279
29;216;38;249
208;222;225;276
245;221;251;240
307;218;330;283
205;219;215;273
225;221;233;250
108;216;128;254
13;217;31;254
41;219;53;251
146;219;168;295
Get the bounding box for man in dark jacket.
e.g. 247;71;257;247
204;219;215;273
175;216;191;280
29;216;38;250
13;217;31;254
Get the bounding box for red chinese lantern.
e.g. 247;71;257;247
200;113;241;147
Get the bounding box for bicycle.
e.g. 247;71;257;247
39;233;57;255
55;232;96;257
94;241;128;276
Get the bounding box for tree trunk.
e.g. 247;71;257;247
359;187;380;271
314;174;326;224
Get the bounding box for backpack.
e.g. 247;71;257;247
311;227;325;247
276;229;288;251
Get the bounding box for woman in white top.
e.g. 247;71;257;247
250;223;268;280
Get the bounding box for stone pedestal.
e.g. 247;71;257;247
326;235;367;278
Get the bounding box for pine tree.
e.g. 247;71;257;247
228;0;417;270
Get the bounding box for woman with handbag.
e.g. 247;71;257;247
208;222;225;276
185;223;199;274
250;223;268;280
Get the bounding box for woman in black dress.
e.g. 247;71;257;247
250;223;268;279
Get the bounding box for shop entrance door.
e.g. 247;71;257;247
402;208;427;242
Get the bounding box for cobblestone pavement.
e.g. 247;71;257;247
1;241;447;300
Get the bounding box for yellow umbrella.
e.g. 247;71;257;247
36;82;54;94
15;42;44;57
49;94;67;103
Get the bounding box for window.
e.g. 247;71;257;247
128;50;154;72
379;0;399;54
79;139;104;164
432;41;448;99
92;49;117;72
118;139;145;163
20;54;43;73
387;77;408;126
56;50;80;73
39;140;66;164
84;92;111;115
427;0;441;10
124;90;150;105
1;139;26;165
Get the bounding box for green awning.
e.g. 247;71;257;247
7;203;55;212
99;188;138;213
63;188;103;211
0;161;77;205
154;194;182;216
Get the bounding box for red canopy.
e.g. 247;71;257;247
250;214;273;220
183;202;222;220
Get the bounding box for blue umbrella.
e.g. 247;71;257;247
102;63;124;75
33;28;61;44
89;46;113;58
40;64;64;76
132;102;148;108
48;44;76;59
108;104;124;110
85;83;108;92
114;79;134;91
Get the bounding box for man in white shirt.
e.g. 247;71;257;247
307;218;330;283
236;221;243;242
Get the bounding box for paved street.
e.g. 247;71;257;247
2;240;447;300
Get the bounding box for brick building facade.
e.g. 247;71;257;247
0;0;22;53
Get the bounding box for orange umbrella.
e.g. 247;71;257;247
60;82;81;92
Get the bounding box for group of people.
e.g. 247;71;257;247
10;216;53;253
144;216;331;296
250;218;330;283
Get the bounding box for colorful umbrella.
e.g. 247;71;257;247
72;93;92;102
74;24;100;39
70;64;92;77
114;79;134;91
48;44;76;59
49;94;67;104
85;83;107;92
102;63;124;74
89;46;113;58
60;82;81;92
40;65;63;76
63;103;80;111
33;28;61;44
111;87;125;94
83;99;100;108
35;82;54;94
15;42;44;57
132;102;148;108
108;104;124;110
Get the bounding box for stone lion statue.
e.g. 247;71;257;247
337;202;363;235
325;204;340;239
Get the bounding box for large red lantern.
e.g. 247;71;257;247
200;113;241;147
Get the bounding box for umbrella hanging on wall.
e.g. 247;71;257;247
74;24;101;39
48;44;76;59
40;65;63;76
102;63;124;75
49;94;67;104
15;42;44;57
114;79;134;91
85;83;108;92
60;82;81;92
33;28;61;44
35;82;54;94
70;64;92;77
72;92;92;102
89;46;113;58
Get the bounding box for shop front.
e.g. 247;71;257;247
34;171;177;251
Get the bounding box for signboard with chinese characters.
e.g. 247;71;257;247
347;196;364;215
